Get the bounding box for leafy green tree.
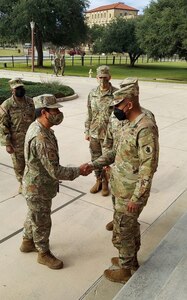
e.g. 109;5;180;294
93;18;143;67
137;0;187;60
0;0;89;66
87;24;105;51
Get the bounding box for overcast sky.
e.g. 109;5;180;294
89;0;152;13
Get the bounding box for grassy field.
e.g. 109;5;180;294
0;48;25;56
0;54;187;83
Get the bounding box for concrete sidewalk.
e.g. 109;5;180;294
0;70;187;300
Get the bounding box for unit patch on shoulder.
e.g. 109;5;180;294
144;145;153;154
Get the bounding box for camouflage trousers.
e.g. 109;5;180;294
89;137;105;178
112;199;144;269
11;148;25;183
23;195;52;253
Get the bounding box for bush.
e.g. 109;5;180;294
0;79;74;104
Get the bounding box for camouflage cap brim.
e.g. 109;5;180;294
111;83;139;106
33;94;63;109
110;97;124;107
9;78;24;89
12;83;24;89
46;103;63;108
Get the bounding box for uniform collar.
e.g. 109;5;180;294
95;83;113;96
36;119;54;133
129;113;145;128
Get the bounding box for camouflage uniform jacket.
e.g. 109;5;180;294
23;120;80;199
102;107;156;152
85;84;118;140
0;95;35;148
93;113;159;205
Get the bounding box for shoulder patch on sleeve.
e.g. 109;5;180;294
144;145;153;154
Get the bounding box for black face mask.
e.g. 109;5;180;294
114;107;127;121
15;87;26;98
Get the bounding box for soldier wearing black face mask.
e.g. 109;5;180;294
15;86;26;98
0;78;35;193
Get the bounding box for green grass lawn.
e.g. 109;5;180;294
0;48;25;56
0;78;74;104
0;55;187;83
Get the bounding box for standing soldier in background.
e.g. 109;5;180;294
53;54;61;76
0;78;35;193
85;65;118;196
20;94;91;269
53;53;65;76
60;55;65;76
88;83;159;283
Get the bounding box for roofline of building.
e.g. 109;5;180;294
86;2;139;14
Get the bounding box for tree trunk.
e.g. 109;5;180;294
35;27;43;67
129;53;141;67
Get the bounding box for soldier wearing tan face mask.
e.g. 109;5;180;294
20;94;92;269
85;65;118;197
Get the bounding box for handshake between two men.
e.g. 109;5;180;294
79;163;94;176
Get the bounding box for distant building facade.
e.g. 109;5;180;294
86;2;139;27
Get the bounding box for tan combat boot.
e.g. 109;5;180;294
101;178;109;196
104;268;131;284
111;256;140;271
90;178;102;193
111;257;120;267
106;221;113;231
20;238;37;252
37;250;63;269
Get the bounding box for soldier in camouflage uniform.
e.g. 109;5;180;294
53;54;61;76
103;78;157;231
60;55;65;76
0;78;35;193
89;83;159;283
20;94;91;270
53;53;65;76
85;65;118;196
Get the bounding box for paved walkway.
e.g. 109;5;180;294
0;70;187;300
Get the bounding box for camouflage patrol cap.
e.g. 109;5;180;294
111;85;139;106
9;78;24;89
97;65;110;78
33;94;63;109
111;78;139;106
120;77;139;89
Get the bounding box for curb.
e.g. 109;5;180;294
57;93;78;103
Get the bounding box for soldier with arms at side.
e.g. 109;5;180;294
0;78;35;193
85;65;118;196
87;83;159;283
